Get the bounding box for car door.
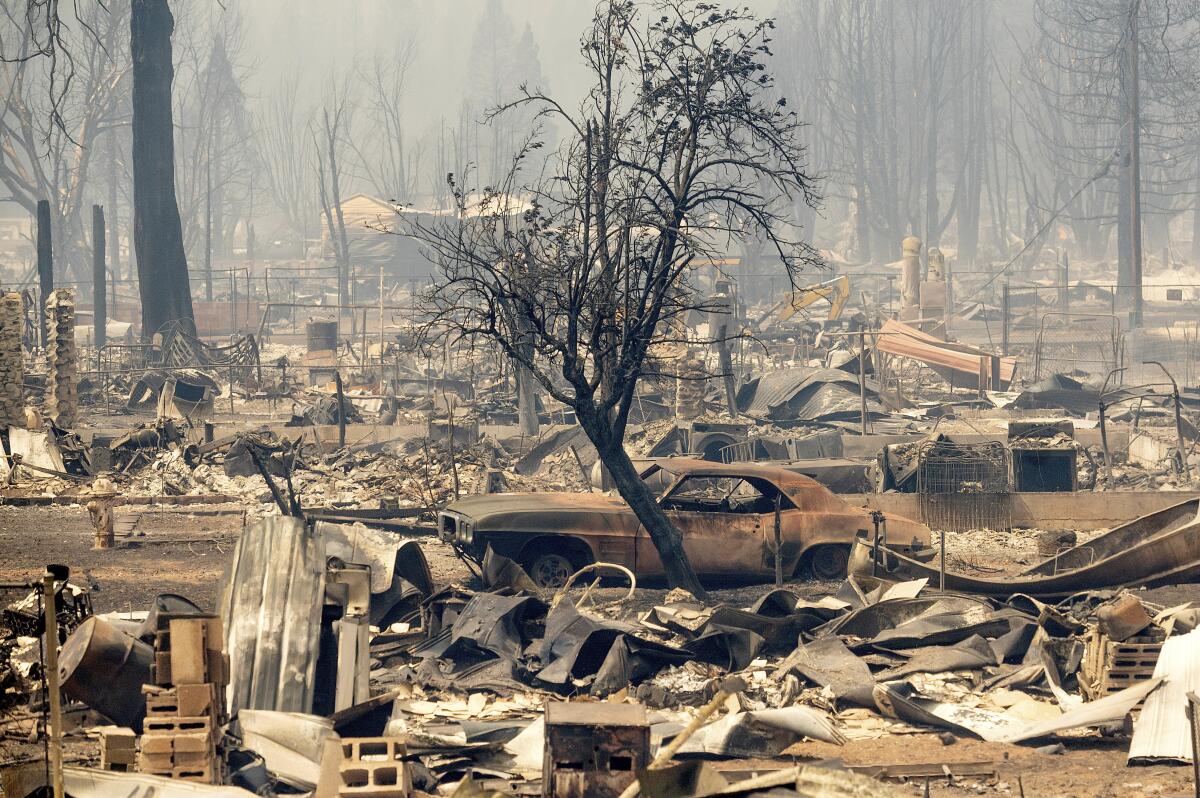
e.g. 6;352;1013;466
636;476;773;577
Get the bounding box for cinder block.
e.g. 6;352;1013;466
142;715;215;741
339;737;410;797
139;734;174;755
178;683;222;718
152;651;172;686
168;619;208;685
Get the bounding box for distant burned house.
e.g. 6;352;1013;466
318;192;533;280
318;193;437;279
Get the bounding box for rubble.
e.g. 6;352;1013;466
5;228;1200;798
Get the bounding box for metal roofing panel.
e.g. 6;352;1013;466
1128;627;1200;762
220;517;326;716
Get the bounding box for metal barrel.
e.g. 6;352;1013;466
58;616;153;731
305;320;338;353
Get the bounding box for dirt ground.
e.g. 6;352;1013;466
1;504;1197;797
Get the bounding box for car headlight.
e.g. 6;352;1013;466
463;523;474;544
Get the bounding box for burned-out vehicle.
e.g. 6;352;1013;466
439;459;931;588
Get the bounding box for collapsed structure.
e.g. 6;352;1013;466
1;233;1200;798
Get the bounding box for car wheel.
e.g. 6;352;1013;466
807;545;850;581
526;551;577;589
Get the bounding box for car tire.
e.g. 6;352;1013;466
806;544;850;581
525;551;577;589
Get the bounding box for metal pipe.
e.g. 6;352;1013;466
773;492;783;586
1145;360;1190;481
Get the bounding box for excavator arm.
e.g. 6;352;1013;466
754;275;849;333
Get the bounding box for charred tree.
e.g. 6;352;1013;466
404;1;821;596
130;0;196;339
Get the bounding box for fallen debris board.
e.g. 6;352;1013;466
1128;628;1200;762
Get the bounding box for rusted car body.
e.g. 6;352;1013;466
439;459;931;587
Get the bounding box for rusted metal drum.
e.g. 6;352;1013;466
306;320;338;354
58;616;152;730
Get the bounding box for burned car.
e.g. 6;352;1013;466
439;459;931;588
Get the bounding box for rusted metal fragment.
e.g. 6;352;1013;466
875;318;1016;390
852;497;1200;598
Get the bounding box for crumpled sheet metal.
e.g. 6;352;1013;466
416;592;547;665
537;600;690;691
1000;676;1164;743
480;546;538;592
222;518;433;716
221;517;326;717
738;367;886;422
235;710;336;791
852;496;1200;599
775;636;874;708
872;681;1024;743
874;318;1016;390
674;706;845;757
63;767;257;797
879;633;999;680
646;592;849;655
819;595;991;641
1129;627;1200;761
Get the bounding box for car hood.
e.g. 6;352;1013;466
443;492;634;530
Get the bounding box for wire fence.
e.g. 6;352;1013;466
917;441;1012;533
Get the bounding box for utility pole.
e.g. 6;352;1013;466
1128;0;1144;328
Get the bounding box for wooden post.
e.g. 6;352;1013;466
1059;250;1069;313
43;570;65;798
37;200;53;350
335;370;346;449
93;205;107;349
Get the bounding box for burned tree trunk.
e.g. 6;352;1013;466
131;0;196;340
577;406;707;599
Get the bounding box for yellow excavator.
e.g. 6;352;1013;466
753;274;849;334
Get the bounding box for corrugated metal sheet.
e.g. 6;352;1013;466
1128;627;1200;762
875;319;1017;390
220;517;326;716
